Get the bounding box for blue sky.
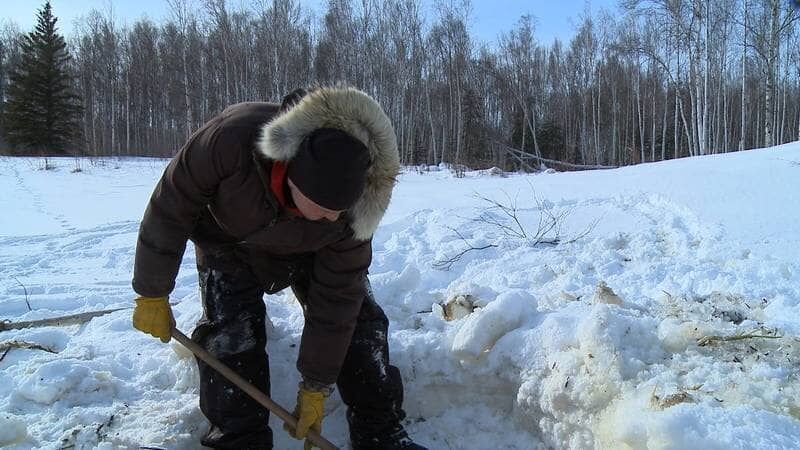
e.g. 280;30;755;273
2;0;619;46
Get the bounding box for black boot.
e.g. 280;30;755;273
200;425;272;449
349;419;428;450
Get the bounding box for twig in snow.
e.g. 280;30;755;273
433;187;597;270
432;226;498;270
11;276;32;311
697;330;783;347
96;414;115;440
0;340;58;355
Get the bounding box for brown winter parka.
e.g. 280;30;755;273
132;87;400;384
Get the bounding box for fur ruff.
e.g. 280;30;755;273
256;86;399;240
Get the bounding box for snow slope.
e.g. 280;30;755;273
1;144;799;450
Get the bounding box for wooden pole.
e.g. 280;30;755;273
170;328;339;450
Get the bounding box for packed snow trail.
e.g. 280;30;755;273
1;145;799;449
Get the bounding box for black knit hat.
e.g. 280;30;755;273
288;128;371;211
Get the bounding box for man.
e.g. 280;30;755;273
131;86;426;450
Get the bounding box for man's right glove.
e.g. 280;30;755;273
132;296;175;343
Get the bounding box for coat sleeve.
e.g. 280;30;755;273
296;234;373;384
132;123;244;297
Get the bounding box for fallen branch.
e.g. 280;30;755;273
0;306;130;332
497;142;618;171
0;340;58;359
697;330;783;347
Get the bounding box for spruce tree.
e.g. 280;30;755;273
3;1;82;155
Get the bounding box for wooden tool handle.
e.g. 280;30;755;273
171;328;339;450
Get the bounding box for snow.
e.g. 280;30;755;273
450;290;535;360
1;143;799;449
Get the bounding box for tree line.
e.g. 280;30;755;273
0;0;798;169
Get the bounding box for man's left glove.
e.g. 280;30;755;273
284;382;330;450
132;296;175;343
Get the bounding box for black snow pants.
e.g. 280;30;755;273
191;252;406;449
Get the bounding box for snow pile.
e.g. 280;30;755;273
1;143;800;449
0;414;27;446
450;290;535;360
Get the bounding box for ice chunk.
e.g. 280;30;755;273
451;290;536;359
658;319;715;353
592;281;623;305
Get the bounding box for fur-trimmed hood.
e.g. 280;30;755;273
255;86;400;240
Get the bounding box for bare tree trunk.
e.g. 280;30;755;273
594;73;601;163
702;0;710;155
689;75;699;157
756;98;761;146
525;100;541;159
636;70;645;162
110;78;116;156
779;74;787;144
741;0;747;151
182;45;192;136
521;109;527;157
674;90;680;159
169;0;194;139
661;83;668;160
678;94;693;154
455;79;463;164
611;84;618;164
125;71;130;154
651;83;657;162
764;0;779;148
446;77;453;164
723;80;729;152
398;100;406;163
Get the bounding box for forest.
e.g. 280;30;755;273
0;0;798;170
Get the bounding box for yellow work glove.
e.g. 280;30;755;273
132;296;175;343
284;383;328;450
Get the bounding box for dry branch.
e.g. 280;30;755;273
0;340;58;359
498;143;618;171
697;330;783;347
11;277;32;311
434;189;597;270
432;227;498;271
0;307;130;332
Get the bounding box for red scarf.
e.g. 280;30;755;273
270;161;301;216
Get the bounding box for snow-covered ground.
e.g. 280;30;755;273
0;144;799;450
